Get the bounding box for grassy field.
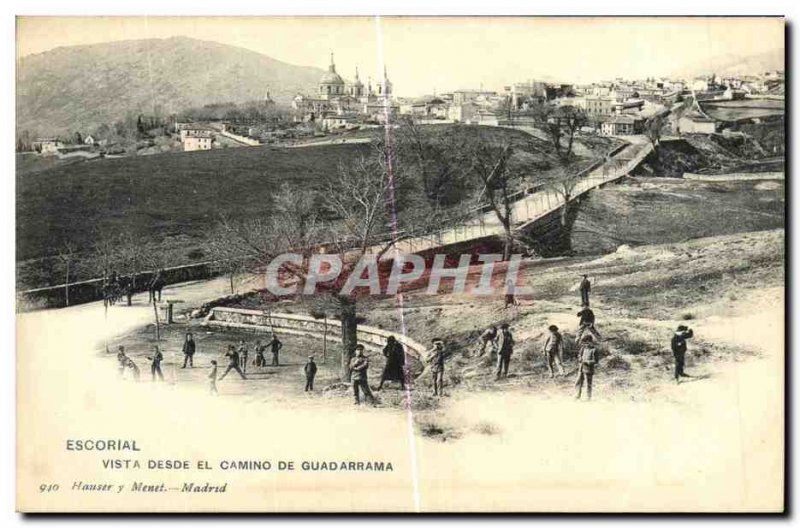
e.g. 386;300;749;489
571;177;785;255
17;142;369;262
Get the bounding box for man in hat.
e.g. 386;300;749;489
428;339;446;396
496;324;514;380
477;325;498;357
575;334;598;400
377;336;406;390
304;356;318;392
580;274;591;306
349;345;375;404
543;324;566;377
237;340;249;374
219;344;247;380
671;325;694;383
147;345;164;382
576;303;601;342
254;339;267;368
181;332;196;368
268;334;283;366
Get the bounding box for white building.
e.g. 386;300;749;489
33;138;64;155
182;130;213;151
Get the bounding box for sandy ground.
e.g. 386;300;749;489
16;270;783;512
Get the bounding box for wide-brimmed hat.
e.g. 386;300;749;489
548;325;559;332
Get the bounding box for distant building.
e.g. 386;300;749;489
292;53;393;123
600;115;642;136
33;138;64;155
83;135;96;146
448;103;477;123
182;129;214;151
584;95;614;117
447;89;497;106
677;113;716;134
321;114;357;130
469;110;499;126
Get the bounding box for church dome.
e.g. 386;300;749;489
320;71;345;86
320;53;345;86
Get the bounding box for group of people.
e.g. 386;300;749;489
115;272;697;403
101;269;166;308
466;274;694;400
114;331;287;391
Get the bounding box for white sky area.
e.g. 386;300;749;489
17;16;784;96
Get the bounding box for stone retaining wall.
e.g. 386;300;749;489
683;171;784;181
202;307;427;359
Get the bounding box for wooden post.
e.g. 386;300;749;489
322;316;328;362
64;260;70;307
153;301;161;341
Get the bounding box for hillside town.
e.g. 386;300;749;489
20;52;785;159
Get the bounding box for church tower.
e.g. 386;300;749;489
378;66;393;97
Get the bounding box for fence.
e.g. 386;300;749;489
202;307;427;359
18;260;217;310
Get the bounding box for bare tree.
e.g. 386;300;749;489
537;104;589;226
392;118;474;209
468;138;519;260
644;114;665;167
55;242;77;306
538;104;587;163
115;230;150;293
212;137;451;382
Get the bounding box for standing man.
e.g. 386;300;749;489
349;345;375;405
671;325;694;383
496;324;514;380
254;340;267;368
428;338;446;397
580;274;591;306
148;345;164;382
208;360;218;394
477;326;498;357
576;303;602;342
304;355;318;392
543;325;566;378
504;279;520;308
219;344;247;380
237;340;249;375
268;334;283;367
575;335;598;400
377;336;406;390
182;332;196;368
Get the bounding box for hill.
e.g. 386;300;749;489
674;48;784;79
16;36;324;136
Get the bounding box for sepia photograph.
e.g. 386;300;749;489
12;13;786;513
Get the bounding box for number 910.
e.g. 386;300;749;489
39;483;59;493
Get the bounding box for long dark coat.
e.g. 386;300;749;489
381;341;406;381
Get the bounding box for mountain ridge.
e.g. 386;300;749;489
16;36;325;136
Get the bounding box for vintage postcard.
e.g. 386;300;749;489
15;16;785;512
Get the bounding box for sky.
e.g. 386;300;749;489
16;16;785;96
